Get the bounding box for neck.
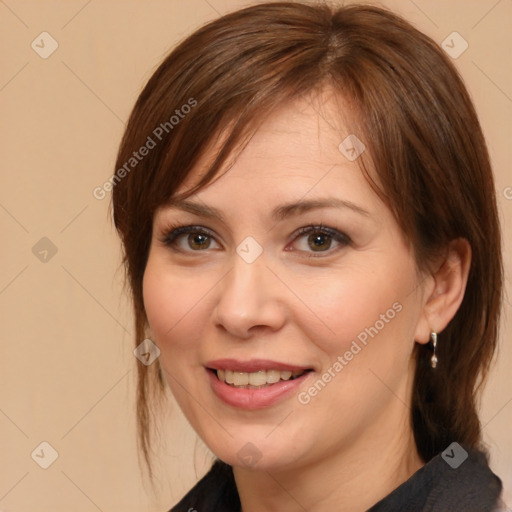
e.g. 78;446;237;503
233;404;424;512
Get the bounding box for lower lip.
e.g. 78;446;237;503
207;369;311;410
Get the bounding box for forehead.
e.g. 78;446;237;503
172;89;377;205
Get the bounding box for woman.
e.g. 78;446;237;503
112;2;504;510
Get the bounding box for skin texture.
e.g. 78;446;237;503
143;89;471;512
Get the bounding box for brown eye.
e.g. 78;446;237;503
292;225;350;257
307;232;333;251
187;233;211;250
162;225;221;252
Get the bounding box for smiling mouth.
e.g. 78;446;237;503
213;368;311;389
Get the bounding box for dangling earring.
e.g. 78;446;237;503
430;331;438;368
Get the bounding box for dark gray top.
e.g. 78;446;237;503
169;446;503;511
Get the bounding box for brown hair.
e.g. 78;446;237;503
111;1;503;477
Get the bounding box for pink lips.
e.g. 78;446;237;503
206;358;312;410
206;358;311;373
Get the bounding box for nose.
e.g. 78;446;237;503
213;254;286;339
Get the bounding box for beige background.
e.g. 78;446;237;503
0;0;510;510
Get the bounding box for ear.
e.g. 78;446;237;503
414;238;472;344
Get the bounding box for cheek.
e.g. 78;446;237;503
143;261;190;351
291;258;416;366
142;258;215;362
291;268;418;433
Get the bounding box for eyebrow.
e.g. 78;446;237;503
164;197;371;222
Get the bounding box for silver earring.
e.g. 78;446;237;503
430;331;438;368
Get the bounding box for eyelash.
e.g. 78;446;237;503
160;223;351;258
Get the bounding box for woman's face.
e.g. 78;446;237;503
143;91;429;471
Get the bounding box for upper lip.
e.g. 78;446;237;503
206;358;312;373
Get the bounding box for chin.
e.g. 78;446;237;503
202;432;307;472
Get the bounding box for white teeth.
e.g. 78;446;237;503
215;369;306;387
266;370;281;384
248;370;267;386
233;372;249;386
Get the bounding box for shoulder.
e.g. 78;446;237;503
168;459;239;512
369;445;503;512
